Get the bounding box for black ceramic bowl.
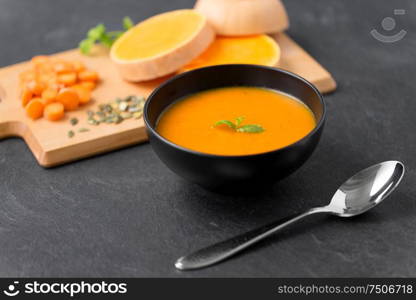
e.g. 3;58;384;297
144;65;326;192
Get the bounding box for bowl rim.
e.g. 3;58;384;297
144;64;326;159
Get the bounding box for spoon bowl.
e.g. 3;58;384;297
327;161;405;217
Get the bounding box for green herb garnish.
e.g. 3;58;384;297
214;116;264;133
79;17;134;55
237;124;264;133
214;120;236;129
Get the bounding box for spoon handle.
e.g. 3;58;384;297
175;207;329;270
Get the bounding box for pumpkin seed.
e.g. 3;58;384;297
70;118;79;126
128;106;140;112
68;130;75;138
114;115;123;124
133;111;143;119
78;127;90;133
138;96;146;102
96;111;105;117
119;102;129;111
88;118;99;125
120;112;132;119
104;104;113;113
85;95;146;127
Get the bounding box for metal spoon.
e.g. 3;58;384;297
175;161;405;271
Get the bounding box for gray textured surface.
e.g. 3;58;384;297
0;0;415;277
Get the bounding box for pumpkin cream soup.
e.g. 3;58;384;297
156;87;316;156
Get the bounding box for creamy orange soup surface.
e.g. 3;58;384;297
156;87;317;156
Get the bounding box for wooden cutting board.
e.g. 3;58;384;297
0;33;336;167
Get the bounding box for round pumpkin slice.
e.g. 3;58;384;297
180;35;281;72
111;9;215;82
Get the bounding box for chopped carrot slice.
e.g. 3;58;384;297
78;70;99;82
72;61;85;72
35;63;53;73
19;70;36;83
44;102;65;121
56;88;79;111
31;55;49;66
79;81;96;90
21;88;33;107
41;87;58;105
26;80;45;96
25;98;44;120
20;56;100;121
57;72;77;86
53;61;74;74
37;72;56;86
46;78;59;89
72;85;91;104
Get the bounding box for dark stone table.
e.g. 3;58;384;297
1;0;415;277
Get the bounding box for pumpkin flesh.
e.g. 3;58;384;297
181;35;280;72
113;10;206;60
110;9;215;81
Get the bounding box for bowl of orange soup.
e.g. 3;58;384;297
144;65;325;192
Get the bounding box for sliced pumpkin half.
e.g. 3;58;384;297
181;35;281;72
111;9;215;82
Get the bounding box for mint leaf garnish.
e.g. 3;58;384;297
235;116;245;127
214;120;237;130
214;116;264;134
237;124;264;133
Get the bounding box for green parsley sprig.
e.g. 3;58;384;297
79;17;134;55
214;116;265;133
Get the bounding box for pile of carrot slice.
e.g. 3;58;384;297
19;55;100;121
